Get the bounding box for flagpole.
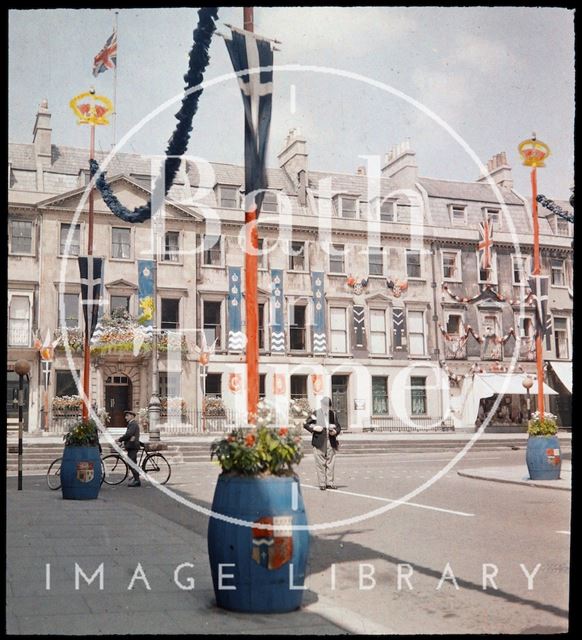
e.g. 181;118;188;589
530;164;545;419
82;93;97;421
112;11;119;149
243;6;260;424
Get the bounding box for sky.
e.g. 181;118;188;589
8;6;575;199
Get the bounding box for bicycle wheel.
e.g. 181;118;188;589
101;454;128;485
100;459;106;486
142;453;171;485
46;458;62;490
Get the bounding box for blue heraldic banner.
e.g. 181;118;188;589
271;269;285;352
311;272;327;354
138;260;155;329
228;267;245;350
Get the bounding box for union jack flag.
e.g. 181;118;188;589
224;26;274;216
528;274;552;348
478;216;494;272
93;30;117;77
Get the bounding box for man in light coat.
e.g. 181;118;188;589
303;396;341;490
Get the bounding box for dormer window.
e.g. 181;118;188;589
556;217;571;237
370;197;395;222
261;190;279;213
217;185;239;209
334;195;358;219
483;207;501;229
450;204;467;226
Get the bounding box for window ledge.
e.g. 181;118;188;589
110;257;133;263
201;264;225;269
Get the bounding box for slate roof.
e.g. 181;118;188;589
419;177;523;205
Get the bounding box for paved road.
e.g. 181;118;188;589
10;448;570;634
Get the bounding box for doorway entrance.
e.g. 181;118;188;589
105;375;132;428
331;375;349;430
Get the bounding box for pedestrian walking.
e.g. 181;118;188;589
118;409;141;487
304;396;341;490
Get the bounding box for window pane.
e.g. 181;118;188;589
380;200;394;221
340;197;357;218
59;293;79;328
408;311;424;332
331;332;346;353
370;334;386;354
370;309;385;332
161;299;180;329
111;296;129;313
330;308;346;330
372;376;389;414
290;375;308;398
204;301;221;347
446;315;462;334
8;296;30;346
205;373;222;397
262;191;278;213
369;248;383;275
219;186;238;208
60;224;80;255
406;250;421;278
111;228;131;259
409;334;425;355
11;221;33;253
203;235;221;265
55;370;79;397
164;232;180;262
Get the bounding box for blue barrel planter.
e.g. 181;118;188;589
526;436;561;480
60;446;102;500
208;475;310;613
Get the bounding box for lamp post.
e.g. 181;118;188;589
522;375;534;421
148;220;161;442
14;359;31;491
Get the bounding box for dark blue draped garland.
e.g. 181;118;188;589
90;6;219;223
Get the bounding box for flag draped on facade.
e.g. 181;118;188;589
311;272;327;354
352;305;366;351
78;257;103;338
93;30;117;77
138;260;155;329
528;275;552;348
224;25;274;215
228;267;245;350
478;215;494;272
392;308;407;351
270;269;285;352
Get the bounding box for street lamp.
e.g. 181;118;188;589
522;375;534;421
14;359;31;491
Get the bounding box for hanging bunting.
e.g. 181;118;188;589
227;267;245;351
137;260;155;328
90;8;219;223
270;269;285;352
439;323;515;346
442;283;534;306
311;374;324;395
311;272;327;354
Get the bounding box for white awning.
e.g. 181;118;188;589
476;373;558;396
549;361;572;393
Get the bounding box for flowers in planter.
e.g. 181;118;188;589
528;411;558;437
63;419;100;447
210;402;303;476
54;327;85;353
52;395;83;412
204;397;226;416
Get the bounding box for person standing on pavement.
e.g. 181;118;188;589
303;396;341;490
118;410;141;487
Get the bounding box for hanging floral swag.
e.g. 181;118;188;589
442;283;534;306
438;324;515;345
90;7;219;223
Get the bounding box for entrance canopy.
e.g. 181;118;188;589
475;373;557;397
549;361;572;393
451;372;558;430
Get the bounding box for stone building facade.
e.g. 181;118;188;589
7;102;573;433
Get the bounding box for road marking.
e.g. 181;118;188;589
291;482;299;511
303;483;474;517
556;530;570;535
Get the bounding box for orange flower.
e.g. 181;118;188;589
227;435;235;442
245;433;256;447
278;427;288;436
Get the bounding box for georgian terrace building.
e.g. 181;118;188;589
7;101;573;433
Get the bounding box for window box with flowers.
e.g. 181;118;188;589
207;400;309;613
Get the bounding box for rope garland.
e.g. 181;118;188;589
537;194;574;223
442;283;534;306
90;7;219;223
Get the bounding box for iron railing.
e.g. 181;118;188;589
366;415;455;432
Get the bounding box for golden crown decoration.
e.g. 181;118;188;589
69;89;113;126
517;135;550;168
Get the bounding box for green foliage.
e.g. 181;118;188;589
210;426;303;476
63;419;100;447
528;411;558;436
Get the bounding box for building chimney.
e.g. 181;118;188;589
477;151;513;189
356;165;366;176
33;99;52;169
278;128;308;194
381;139;418;186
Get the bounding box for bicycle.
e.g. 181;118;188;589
46;456;107;490
101;441;172;485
